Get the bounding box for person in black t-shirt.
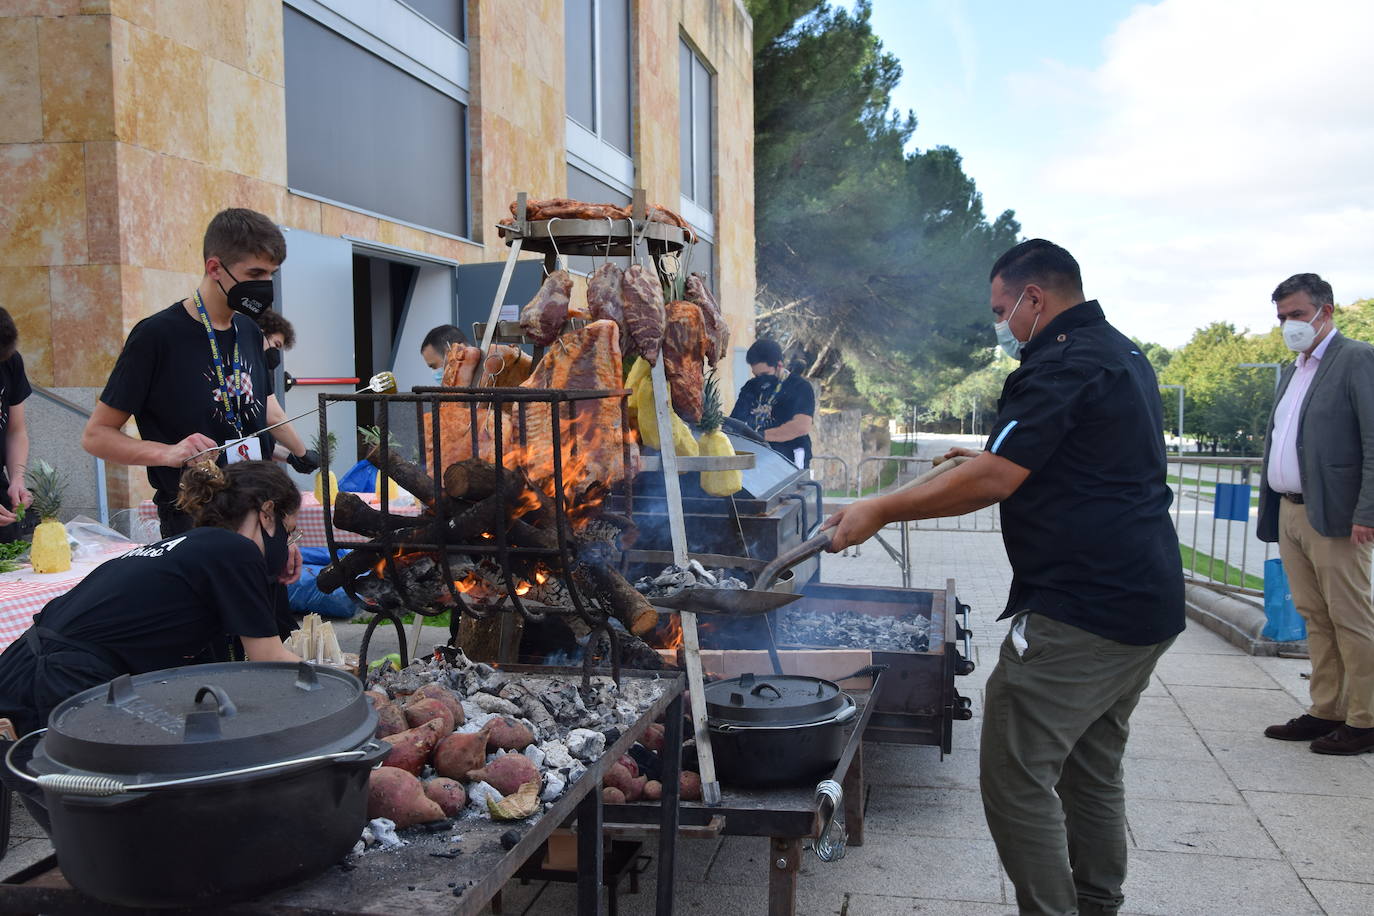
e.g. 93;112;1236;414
82;208;311;538
729;339;815;468
0;460;302;831
823;240;1183;916
0;308;33;541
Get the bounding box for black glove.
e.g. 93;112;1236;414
287;449;321;474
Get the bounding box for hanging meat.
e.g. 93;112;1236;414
520;270;573;346
620;264;665;365
663;301;707;423
685;272;729;367
586;262;627;350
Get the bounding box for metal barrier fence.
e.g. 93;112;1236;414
854;456;1001;533
809;454;851;500
1169;456;1272;598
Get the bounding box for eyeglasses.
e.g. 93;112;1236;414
287;529;303;547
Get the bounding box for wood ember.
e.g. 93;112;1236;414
775;609;932;653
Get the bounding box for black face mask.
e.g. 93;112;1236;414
264;347;282;371
260;514;289;581
218;265;274;319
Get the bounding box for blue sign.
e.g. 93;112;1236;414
1214;483;1252;522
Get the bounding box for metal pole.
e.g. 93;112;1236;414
1178;386;1185;456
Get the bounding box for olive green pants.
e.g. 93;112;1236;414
981;613;1175;916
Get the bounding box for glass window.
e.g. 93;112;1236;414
402;0;464;41
565;0;595;129
565;0;631;154
285;8;468;237
679;39;713;209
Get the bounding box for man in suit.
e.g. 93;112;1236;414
1258;272;1374;756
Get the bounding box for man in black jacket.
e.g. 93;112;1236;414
1257;272;1374;756
824;240;1184;916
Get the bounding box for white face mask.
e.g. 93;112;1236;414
1281;309;1327;353
994;289;1039;360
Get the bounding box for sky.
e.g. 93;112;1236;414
839;0;1374;347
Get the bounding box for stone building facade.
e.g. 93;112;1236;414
0;0;755;509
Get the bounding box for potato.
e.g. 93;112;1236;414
374;702;407;739
625;774;648;802
422;777;467;817
364;689;392;709
603;762;637;799
469;754;540;796
618;754;639;779
368;767;445;828
642;723;666;753
642;779;663;801
433;725;493;781
486;716;534;752
380;717;447;775
408;684;466;727
679;771;702;801
602;786;626;804
404;697;455;735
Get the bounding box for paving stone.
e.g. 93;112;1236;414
863;743;980;790
1138;673;1169;697
1153;653;1283;689
847;895;1014;915
1169;684;1305;733
1122;755;1242;804
795;835;1007;904
1121;724;1213;761
863;785;989;840
606;875;847;916
1165;625;1242;656
1126;695;1191;729
1118;849;1322;915
1125;797;1281;858
1301;878;1374;915
1250;655;1315;705
1201;729;1374;799
1246;790;1374;881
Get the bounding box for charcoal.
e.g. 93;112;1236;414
635;563;748;597
775;609;931;652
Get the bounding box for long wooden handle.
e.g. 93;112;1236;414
755;529;833;591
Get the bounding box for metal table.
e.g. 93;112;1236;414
601;679;882;916
0;670;685;916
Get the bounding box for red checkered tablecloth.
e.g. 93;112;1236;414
136;491;422;548
0;544;137;652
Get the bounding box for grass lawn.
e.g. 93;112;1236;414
1180;544;1264;590
1167;474;1261;507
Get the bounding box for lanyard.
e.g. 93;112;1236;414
192;290;245;436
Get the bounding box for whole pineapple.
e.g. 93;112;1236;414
26;459;71;573
697;373;742;496
312;431;339;506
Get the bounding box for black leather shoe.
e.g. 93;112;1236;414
1310;724;1374;756
1264;714;1343;741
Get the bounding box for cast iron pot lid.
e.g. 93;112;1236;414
703;672;847;727
39;661;374;779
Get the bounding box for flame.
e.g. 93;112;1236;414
453;572;484;594
661;613;683;650
371;547;404;578
534;564;550;585
515;580;532;596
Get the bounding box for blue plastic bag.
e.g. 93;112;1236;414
337;460;377;493
1262;558;1306;641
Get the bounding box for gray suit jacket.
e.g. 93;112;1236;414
1258;333;1374;542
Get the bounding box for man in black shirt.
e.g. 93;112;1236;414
824;240;1184;916
0;308;33;540
83;209;311;540
729;339;815;467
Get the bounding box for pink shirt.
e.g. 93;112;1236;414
1267;330;1340;494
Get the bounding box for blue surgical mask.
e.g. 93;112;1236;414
994;289;1039;360
432;367;445;384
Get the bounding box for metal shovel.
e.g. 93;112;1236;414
650;529;836;616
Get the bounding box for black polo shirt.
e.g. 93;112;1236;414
985;300;1184;646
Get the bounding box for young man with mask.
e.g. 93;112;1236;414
823;239;1184;916
83;209;307;557
421;324;468;383
729;338;815;468
254;309;319;471
1257;273;1374;756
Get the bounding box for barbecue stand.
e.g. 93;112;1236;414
0;668;685;916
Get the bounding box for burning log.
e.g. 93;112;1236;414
442;458;507;502
331;491;420;538
364;444;437;506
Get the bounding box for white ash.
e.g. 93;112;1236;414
523;744;546;768
634;562;748;597
364;818;405;850
540;740;574;769
466;781;504;818
776;609;931;653
566;728;606;761
540;771;567;802
470;693;521;716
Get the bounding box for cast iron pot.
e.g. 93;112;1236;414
703;672;857;788
6;661;387;909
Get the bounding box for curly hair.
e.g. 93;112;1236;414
256;309;296;349
175;460;301;529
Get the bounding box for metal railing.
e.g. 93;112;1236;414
809;454;851;501
1169;456;1271;597
854;455;1001;533
28;386;109;526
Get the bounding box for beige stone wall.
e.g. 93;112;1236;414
0;0;755;506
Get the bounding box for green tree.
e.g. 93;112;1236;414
1337;297;1374;342
1160;323;1286;455
746;0;1020;415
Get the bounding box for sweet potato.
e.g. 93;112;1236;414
408;684;466;727
625;774;648;802
486;716;534;752
603;762;637;799
642;779;663;801
365;689;391;709
380;717;447;775
422;777;467;817
432;724;493;781
679;771;702;801
469;754;540;796
404;697;455;735
374;702;407;739
618;754;639;779
641;723;666;753
368;766;445;828
602;786;626;804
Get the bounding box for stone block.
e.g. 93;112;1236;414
244;0;284;84
1302;879;1374;916
204;57;286;183
50;264;124;386
109;0;158;31
6;1;82;15
1122;755;1242;805
0;143;87;267
83;141;121;262
39;14;116;141
0;266;53;385
1246;790;1374;881
1125;797;1281;858
1202;728;1374;799
1119;848;1322;915
1169;684;1304;733
123;26;208;163
154;0;248;70
0;18;42;144
1166;622;1240;655
1125;695;1190;729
